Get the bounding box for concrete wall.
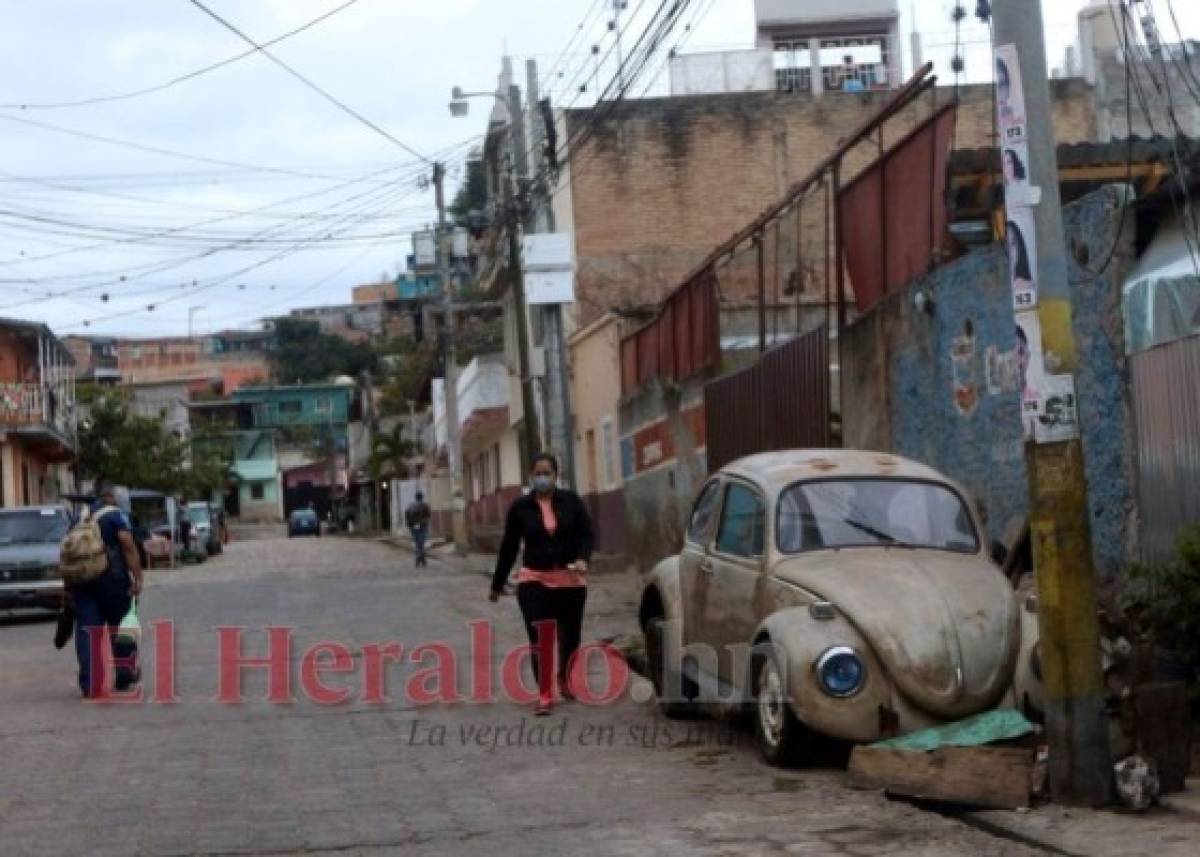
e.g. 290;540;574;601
571;314;630;555
1093;46;1200;142
841;187;1139;580
619;375;710;570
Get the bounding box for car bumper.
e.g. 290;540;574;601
0;579;65;610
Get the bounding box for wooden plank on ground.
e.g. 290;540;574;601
847;746;1033;810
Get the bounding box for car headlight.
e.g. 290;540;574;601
815;646;866;698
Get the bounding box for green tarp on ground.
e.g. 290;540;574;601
870;709;1034;753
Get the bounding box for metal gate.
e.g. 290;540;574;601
1131;334;1200;565
704;325;831;473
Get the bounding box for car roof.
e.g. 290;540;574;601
721;449;954;491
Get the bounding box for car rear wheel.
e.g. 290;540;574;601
753;647;810;767
644;617;700;719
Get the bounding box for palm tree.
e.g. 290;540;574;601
369;424;415;481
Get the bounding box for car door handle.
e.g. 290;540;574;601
699;559;715;575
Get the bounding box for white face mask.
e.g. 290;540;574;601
532;475;555;495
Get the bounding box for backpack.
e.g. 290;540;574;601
60;507;120;585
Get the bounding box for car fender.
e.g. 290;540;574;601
1011;599;1045;720
639;556;682;628
751;607;893;743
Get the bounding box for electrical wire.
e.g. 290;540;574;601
0;0;365;111
1109;0;1200;278
55;179;422;330
0;112;405;183
186;0;428;163
0;135;478;277
0;167;424;306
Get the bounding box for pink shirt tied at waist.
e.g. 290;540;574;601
515;496;587;589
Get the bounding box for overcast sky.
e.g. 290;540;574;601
1;0;1195;338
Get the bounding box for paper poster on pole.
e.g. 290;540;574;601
1001;142;1041;208
1006;208;1038;311
1015;311;1045;438
1035;374;1080;443
994;44;1027;146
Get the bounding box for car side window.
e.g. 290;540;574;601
686;480;722;545
715;483;765;558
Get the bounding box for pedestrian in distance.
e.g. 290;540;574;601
489;453;595;716
405;491;432;567
67;485;145;698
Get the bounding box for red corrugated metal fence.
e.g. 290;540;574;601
704;324;830;473
620;267;720;394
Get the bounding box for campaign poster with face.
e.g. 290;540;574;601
1002;142;1039;207
1015;311;1045;439
994;44;1027;145
1006;208;1038;311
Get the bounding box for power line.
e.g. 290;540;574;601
0;169;419;306
0;0;365;111
0;112;404;182
56;180;421;329
186;0;429;163
0;135;479;273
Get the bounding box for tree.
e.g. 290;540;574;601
368;424;416;481
77;394;187;492
449;159;487;225
77;393;234;499
185;424;236;501
268;317;380;384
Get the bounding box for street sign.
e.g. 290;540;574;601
525;270;575;305
522;233;573;271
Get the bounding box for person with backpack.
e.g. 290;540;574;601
404;492;432;567
61;485;144;698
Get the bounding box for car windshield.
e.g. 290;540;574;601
292;511;316;523
188;505;211;525
777;479;979;554
0;510;69;545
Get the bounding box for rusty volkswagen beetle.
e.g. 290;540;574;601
638;450;1043;765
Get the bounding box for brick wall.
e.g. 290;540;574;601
566;80;1097;325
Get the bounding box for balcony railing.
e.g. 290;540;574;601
0;383;75;438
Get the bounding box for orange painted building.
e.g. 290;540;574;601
0;319;76;507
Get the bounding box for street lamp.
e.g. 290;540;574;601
447;87;503;117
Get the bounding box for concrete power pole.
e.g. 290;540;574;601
992;0;1114;806
503;83;544;469
526;60;577;489
433;162;468;554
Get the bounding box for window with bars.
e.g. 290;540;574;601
821;36;890;91
773;40;812;93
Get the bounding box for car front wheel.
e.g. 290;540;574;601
753;647;809;767
644;617;700;719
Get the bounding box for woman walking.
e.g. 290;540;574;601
489;454;594;715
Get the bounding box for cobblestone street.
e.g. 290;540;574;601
0;533;1193;856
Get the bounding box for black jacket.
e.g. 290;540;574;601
491;489;595;592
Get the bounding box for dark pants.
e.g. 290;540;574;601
410;524;428;565
71;566;133;697
516;582;587;698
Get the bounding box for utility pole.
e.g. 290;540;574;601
992;0;1114;806
504;84;544;469
433;162;469;554
526;61;577;488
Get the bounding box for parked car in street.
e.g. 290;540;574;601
288;509;321;538
187;501;223;556
0;505;71;613
638;450;1044;766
